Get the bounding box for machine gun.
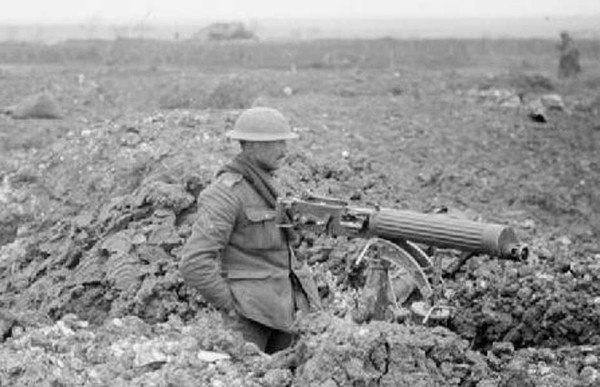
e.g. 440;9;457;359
276;194;528;324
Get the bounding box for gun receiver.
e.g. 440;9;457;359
277;194;528;323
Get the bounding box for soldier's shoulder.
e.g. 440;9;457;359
199;172;244;207
214;172;244;188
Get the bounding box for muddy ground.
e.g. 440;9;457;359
0;39;599;386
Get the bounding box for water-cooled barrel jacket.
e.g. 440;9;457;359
179;172;321;331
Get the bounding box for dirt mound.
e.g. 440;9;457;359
288;313;493;386
448;241;600;351
0;312;271;386
5;92;62;119
2;310;599;386
0;110;237;328
0;208;19;247
0;175;210;326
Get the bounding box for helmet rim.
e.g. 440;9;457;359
227;107;299;142
225;130;299;141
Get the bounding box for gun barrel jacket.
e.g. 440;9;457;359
179;172;320;331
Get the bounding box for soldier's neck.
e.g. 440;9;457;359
240;151;275;174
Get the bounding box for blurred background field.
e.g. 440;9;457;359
1;37;600;73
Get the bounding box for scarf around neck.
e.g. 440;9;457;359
217;153;297;243
218;153;279;208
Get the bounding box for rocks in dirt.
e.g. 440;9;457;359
464;89;569;123
130;340;170;367
450;246;600;351
526;94;568;123
289;313;496;386
105;253;142;291
282;86;294;97
527;99;548;122
463;85;569;123
540;94;567;111
580;366;599;384
196;350;231;363
0;174;33;246
465;88;522;108
261;369;292;387
496;345;600;386
0;310;17;342
0;175;206;325
491;341;515;359
0;109;233;327
3;92;62;119
136;180;195;214
0;309;51;343
0;313;267;387
498;369;535;387
97;179;195;237
0;209;18;247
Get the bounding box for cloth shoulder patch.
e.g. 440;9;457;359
219;172;243;188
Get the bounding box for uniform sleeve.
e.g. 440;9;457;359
179;180;240;311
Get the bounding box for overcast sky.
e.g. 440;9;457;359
3;0;600;23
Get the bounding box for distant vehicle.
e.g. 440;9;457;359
192;22;258;42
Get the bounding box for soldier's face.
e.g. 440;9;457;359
250;140;288;171
260;140;287;171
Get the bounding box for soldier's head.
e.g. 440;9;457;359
226;107;298;171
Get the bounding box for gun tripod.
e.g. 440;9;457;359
353;237;453;325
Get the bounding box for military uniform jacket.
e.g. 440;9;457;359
179;172;321;331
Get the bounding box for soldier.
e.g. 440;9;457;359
179;107;321;354
557;31;581;79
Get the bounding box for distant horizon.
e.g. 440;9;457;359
1;14;600;25
4;0;600;23
1;15;599;42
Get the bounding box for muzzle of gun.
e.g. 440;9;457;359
370;208;528;261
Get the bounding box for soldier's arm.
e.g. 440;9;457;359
179;178;240;311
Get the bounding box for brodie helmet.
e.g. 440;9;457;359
226;107;299;141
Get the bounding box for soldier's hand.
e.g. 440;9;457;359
220;307;238;321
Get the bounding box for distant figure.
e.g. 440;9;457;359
557;31;581;79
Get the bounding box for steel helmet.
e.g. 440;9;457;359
226;107;299;141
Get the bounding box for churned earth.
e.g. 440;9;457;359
0;41;599;386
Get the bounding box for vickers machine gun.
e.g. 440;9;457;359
276;194;528;324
